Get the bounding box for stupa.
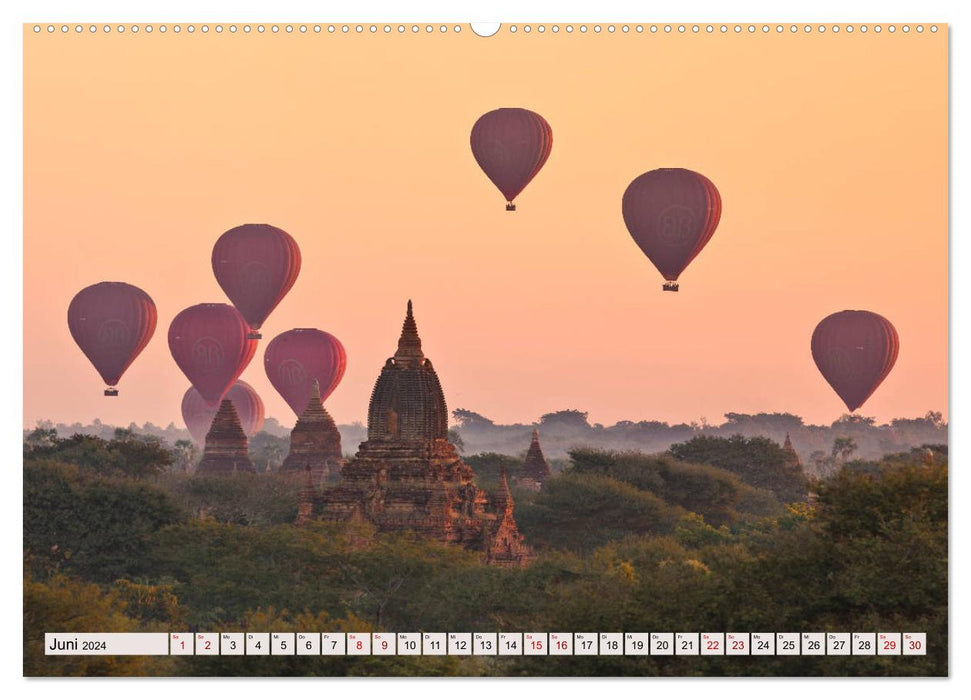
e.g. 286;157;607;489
310;301;532;566
783;432;801;467
196;399;255;475
517;428;552;491
280;378;343;480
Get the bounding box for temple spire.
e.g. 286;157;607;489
394;299;424;366
782;432;801;467
311;378;321;401
496;461;514;514
521;428;552;485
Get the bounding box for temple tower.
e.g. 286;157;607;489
196;399;255;475
280;378;343;480
783;432;801;467
518;428;552;491
312;301;532;565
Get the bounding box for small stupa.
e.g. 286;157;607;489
196;399;255;475
486;464;532;566
280;378;343;480
783;432;801;467
517;428;552;491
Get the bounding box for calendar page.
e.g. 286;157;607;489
21;16;947;679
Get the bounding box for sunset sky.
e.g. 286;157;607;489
23;24;947;430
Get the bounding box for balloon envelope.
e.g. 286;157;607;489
67;282;157;390
182;380;265;442
622;168;722;284
264;328;346;416
211;224;301;331
811;310;900;412
470;108;552;206
168;303;258;405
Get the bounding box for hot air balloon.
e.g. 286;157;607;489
811;310;899;412
67;282;157;396
470;108;552;211
181;380;265;443
621;168;722;292
211;224;301;339
264;328;346;416
168;303;258;405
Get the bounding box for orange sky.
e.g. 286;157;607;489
23;25;948;430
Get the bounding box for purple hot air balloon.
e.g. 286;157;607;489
264;328;346;416
811;310;900;412
182;380;266;443
168;303;258;406
622;168;722;292
470;108;553;211
68;282;157;395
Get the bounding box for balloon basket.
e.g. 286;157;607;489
247;331;262;340
505;203;516;211
104;388;119;397
662;282;680;292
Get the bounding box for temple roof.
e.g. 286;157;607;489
197;398;254;475
394;299;424;368
366;301;448;443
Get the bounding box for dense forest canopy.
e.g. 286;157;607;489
23;421;947;677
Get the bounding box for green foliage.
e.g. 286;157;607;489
248;431;291;473
23;568;174;676
24;432;173;478
668;434;808;503
515;472;684;551
465;453;525;489
157;472;302;525
23;460;184;582
538;409;590;430
22;424;947;677
568;448;778;525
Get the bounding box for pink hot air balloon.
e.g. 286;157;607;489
181;380;265;443
211;224;301;340
470;108;553;211
168;303;258;405
811;310;900;413
67;282;157;396
264;328;346;416
622;168;722;292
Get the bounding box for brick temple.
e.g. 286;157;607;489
308;300;532;567
280;379;343;481
196;399;255;475
783;432;801;467
517;428;552;491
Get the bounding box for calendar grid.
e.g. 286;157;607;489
44;632;927;657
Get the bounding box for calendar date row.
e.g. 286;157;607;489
47;632;926;657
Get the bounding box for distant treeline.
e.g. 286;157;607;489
450;408;948;466
27;408;946;475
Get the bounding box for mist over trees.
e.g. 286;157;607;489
450;408;947;465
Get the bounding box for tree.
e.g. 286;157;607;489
668;434;808;503
172;440;197;473
539;410;590;430
452;409;495;429
24;460;184;582
24;569;165;676
832;436;858;462
447;428;465;453
248;432;290;473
